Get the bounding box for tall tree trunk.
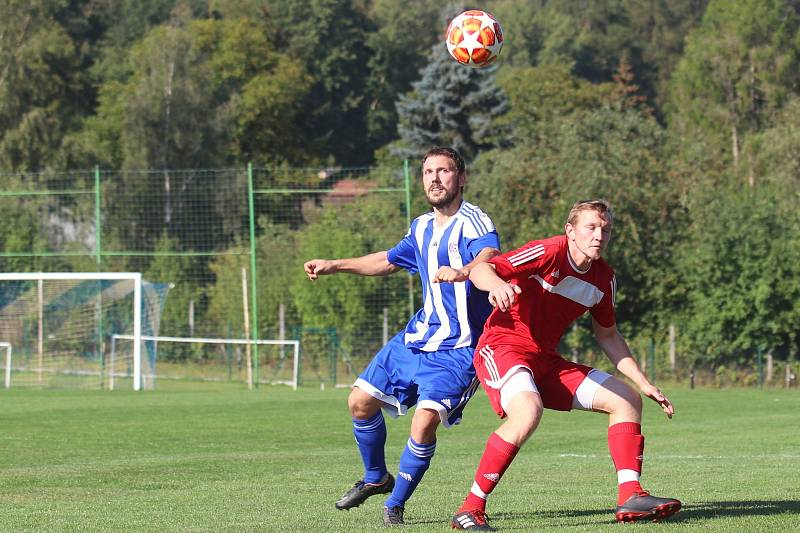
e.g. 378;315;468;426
163;57;175;226
724;78;740;170
747;52;756;187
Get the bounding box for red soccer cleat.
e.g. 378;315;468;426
452;509;496;531
615;491;682;522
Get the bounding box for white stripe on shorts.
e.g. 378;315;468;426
571;369;612;410
499;369;539;413
353;378;406;418
478;345;530;391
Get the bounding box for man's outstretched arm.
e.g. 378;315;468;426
304;251;400;280
593;319;674;419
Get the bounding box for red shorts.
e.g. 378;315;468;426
474;341;595;417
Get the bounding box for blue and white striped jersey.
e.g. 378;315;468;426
387;201;500;351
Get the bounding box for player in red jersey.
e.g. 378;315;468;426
451;200;681;531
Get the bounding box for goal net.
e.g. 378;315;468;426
0;273;169;390
109;335;300;389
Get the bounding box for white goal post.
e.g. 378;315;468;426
0;272;143;390
109;334;300;390
1;342;11;389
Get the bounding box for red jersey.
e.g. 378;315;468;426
480;234;616;353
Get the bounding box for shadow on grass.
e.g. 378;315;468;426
670;500;800;521
406;500;800;528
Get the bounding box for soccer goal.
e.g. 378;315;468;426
1;342;11;389
0;272;168;390
109;334;300;389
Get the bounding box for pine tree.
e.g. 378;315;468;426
393;42;508;161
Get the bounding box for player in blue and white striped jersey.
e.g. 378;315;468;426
303;147;500;526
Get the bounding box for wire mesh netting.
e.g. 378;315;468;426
0;165;414;388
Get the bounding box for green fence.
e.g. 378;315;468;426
0;164;414;387
2;164;797;389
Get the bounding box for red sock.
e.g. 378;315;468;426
608;422;645;505
460;432;520;512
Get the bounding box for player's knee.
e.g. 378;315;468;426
348;387;380;419
613;382;642;413
597;377;641;416
410;409;440;443
507;393;543;439
627;389;643;412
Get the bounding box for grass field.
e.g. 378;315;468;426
1;383;798;532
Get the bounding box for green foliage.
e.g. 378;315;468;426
293;192;410;357
668;0;800;176
394;43;509;161
363;0;442;149
677;183;800;361
0;197;48;272
0;0;92;172
205;249;249;339
69;16;312;170
623;0;709;112
472;105;681;343
3;0;800;372
495;63;610;141
254;220;301;336
265;0;373;164
144;235;205;361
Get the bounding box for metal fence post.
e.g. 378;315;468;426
247;163;260;387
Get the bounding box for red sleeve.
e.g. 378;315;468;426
491;240;550;283
589;274;616;327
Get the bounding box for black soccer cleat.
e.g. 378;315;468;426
615;491;682;522
335;473;395;510
451;509;496;531
383;505;405;526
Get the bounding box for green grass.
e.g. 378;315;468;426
1;384;798;531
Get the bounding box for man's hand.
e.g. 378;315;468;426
639;383;674;419
487;283;522;312
432;266;468;283
303;259;336;281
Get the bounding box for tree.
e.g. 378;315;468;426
363;0;442;150
623;0;708;113
265;0;372;165
393;43;509;162
0;0;94;172
668;0;800;184
677;182;800;363
491;0;638;81
292;191;410;359
495;63;610;142
470;105;681;341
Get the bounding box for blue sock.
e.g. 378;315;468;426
353;411;388;483
385;437;436;508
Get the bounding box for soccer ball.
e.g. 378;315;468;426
445;9;504;68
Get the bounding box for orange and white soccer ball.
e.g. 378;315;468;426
445;9;504;68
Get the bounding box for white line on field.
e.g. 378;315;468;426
559;453;800;459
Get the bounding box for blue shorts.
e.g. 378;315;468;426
354;331;479;428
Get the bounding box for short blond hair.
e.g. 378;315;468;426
566;199;614;226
